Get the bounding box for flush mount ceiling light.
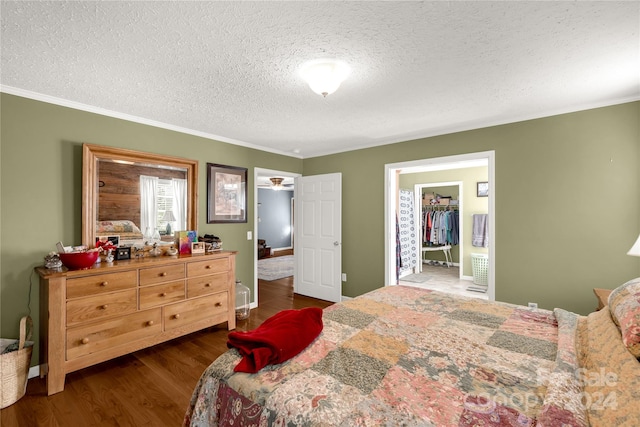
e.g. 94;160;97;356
270;177;284;191
300;59;351;97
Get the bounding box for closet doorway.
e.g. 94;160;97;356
385;151;495;301
414;182;463;276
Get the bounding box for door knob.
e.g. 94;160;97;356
334;241;340;246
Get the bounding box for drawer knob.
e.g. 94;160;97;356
101;305;109;310
160;292;167;297
161;272;168;277
205;283;211;287
205;265;212;269
215;302;222;307
100;281;108;287
81;338;89;345
147;320;154;326
173;314;180;319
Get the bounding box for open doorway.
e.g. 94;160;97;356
253;168;300;307
413;182;463;275
384;151;496;300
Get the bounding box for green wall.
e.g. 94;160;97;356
1;93;639;368
0;93;302;364
304;101;640;314
399;166;489;276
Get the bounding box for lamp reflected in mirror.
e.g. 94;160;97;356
162;210;176;235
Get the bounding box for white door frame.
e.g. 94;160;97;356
253;167;301;307
384;151;496;301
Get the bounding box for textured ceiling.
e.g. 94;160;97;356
1;1;638;158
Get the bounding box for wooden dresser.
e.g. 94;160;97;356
36;251;236;395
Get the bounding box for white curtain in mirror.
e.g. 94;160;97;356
172;178;187;231
140;175;159;238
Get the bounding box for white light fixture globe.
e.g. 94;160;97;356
300;59;351;97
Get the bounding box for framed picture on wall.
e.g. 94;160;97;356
477;181;489;197
207;163;247;223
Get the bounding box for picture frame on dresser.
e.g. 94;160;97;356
206;163;247;223
96;235;120;247
191;241;205;254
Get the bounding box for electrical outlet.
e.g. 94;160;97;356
341;273;347;282
528;302;538;309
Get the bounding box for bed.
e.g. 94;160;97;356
184;280;640;426
95;220;144;241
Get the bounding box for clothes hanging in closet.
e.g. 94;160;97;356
422;208;459;246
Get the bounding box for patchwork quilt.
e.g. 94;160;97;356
184;285;639;426
95;220;144;240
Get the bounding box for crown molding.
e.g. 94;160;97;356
0;85;303;159
2;85;636;160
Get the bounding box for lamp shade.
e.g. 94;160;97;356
300;59;350;97
628;233;640;257
162;210;176;222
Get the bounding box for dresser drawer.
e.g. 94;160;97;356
187;258;230;277
139;264;185;286
66;289;137;326
66;271;137;299
187;273;229;298
164;292;228;331
66;309;162;360
139;281;185;310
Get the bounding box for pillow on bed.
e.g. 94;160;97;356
608;277;640;358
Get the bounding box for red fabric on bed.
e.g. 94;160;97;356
227;307;324;373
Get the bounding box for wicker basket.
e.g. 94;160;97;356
1;316;33;409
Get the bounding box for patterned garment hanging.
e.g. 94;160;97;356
398;190;418;274
395;214;402;283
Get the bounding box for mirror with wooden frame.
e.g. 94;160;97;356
82;144;198;247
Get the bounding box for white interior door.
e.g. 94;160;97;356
294;173;342;302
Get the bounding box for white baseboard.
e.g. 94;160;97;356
28;365;39;379
271;246;293;252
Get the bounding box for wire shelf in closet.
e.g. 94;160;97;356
422;205;458;210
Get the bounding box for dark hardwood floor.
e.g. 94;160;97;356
1;276;332;427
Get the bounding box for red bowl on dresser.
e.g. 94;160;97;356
58;251;99;270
